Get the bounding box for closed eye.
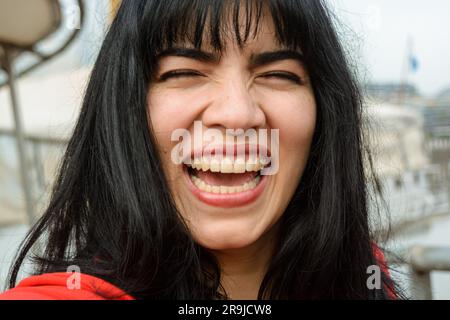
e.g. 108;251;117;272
158;70;205;81
157;70;303;85
258;71;303;85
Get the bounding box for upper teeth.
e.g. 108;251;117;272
186;157;269;173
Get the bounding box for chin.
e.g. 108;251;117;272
193;227;261;251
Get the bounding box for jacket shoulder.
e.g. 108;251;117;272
0;272;134;300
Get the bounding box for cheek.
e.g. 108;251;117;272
261;90;316;191
147;86;213;134
260;90;316;148
147;89;199;160
147;90;188;136
146;91;185;181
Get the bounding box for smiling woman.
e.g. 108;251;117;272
1;0;401;300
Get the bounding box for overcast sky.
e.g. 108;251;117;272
330;0;450;97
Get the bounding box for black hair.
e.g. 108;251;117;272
8;0;402;299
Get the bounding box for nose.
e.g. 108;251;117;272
201;78;266;132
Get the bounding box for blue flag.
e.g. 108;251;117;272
409;54;419;72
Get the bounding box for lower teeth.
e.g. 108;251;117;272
190;175;261;194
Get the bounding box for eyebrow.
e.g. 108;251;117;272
249;50;305;68
157;47;220;63
157;47;304;67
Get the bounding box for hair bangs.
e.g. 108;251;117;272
141;0;308;56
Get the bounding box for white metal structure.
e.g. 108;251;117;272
0;0;83;224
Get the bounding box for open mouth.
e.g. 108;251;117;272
183;155;270;207
185;156;268;193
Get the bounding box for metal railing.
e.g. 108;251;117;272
0;128;68;223
408;246;450;300
0;0;84;224
387;245;450;300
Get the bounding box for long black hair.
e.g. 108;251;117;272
8;0;400;299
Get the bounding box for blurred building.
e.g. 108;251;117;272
365;83;421;103
365;102;428;176
437;87;450;105
422;87;450;138
423;105;450;138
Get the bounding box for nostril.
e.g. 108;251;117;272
199;95;266;131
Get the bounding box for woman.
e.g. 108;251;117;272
1;0;399;300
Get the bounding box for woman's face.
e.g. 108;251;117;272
148;16;316;251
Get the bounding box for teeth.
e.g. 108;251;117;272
260;156;270;166
186;156;269;173
246;156;258;172
201;157;210;172
210;158;221;173
190;175;261;194
233;158;246;173
193;157;202;170
221;157;234;173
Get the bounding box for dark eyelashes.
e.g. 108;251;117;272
260;72;303;84
158;70;204;81
158;70;303;84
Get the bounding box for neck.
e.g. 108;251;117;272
211;224;279;300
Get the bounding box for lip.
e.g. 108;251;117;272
183;165;268;208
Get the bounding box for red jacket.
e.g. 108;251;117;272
0;272;134;300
